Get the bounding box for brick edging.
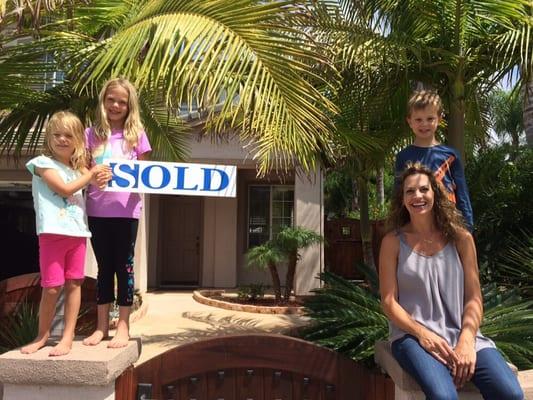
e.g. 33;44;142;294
193;290;305;315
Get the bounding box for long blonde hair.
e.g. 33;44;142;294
44;111;87;171
94;78;143;149
387;162;466;241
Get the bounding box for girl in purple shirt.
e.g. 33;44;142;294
83;78;151;348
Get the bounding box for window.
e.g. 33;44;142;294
248;185;294;248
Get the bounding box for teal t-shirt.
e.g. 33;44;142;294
26;155;91;238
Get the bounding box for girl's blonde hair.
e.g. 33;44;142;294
45;111;87;171
94;78;143;149
387;162;466;241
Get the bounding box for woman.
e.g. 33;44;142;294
379;163;523;400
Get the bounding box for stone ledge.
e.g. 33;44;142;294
0;337;141;386
193;290;304;315
374;340;521;394
375;340;481;392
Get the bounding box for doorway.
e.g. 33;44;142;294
158;196;203;286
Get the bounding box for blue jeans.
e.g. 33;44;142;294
391;335;524;400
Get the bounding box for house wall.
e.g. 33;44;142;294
236;169;294;287
0;133;324;295
202;197;238;287
294;168;324;294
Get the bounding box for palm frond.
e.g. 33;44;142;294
76;0;337;173
139;95;189;162
302;271;388;363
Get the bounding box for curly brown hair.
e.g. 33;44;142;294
387;162;466;241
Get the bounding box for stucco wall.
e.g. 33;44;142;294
294;168;324;295
202;197;237;287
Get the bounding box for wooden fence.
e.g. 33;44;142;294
0;272;97;335
116;334;394;400
325;219;387;280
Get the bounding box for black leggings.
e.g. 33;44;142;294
88;217;138;306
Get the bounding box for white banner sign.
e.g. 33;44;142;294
105;159;237;197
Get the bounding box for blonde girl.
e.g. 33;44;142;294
23;111;109;356
83;78;151;348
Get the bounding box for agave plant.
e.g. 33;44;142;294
0;302;38;354
481;283;533;370
304;267;533;369
302;271;388;365
498;230;533;298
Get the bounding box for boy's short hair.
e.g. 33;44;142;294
407;90;443;117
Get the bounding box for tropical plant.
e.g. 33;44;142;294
246;242;284;301
498;230;533;298
302;271;388;365
246;226;323;302
317;0;533;160
466;145;533;279
0;0;338;174
237;283;266;303
276;226;323;300
304;269;533;369
526;81;533;146
0;302;38;354
488;86;524;151
481;284;533;369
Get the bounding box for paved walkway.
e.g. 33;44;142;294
125;291;308;365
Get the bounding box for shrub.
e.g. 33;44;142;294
237;284;266;302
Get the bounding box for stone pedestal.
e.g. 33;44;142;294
0;338;141;400
374;340;520;400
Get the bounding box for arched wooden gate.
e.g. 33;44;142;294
115;334;393;400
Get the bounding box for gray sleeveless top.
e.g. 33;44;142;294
389;231;495;351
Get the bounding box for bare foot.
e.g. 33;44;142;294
21;335;49;354
107;327;129;349
49;339;72;356
82;330;107;346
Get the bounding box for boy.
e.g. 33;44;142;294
394;90;474;230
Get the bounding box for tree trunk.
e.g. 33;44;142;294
284;253;298;301
351;178;359;212
357;176;375;271
525;76;533;146
268;262;282;301
376;167;385;207
448;78;466;161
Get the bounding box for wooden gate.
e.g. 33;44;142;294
325;219;386;280
115;334;394;400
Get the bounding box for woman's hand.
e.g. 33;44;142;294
418;329;458;367
453;337;476;388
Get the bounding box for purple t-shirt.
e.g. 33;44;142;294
85;127;151;219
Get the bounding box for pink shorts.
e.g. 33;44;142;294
38;234;87;288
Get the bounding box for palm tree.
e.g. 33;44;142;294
0;0;338;173
275;226;323;300
526;81;533;146
339;0;533;161
246;226;323;302
493;5;533;146
246;242;284;302
488;87;524;151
